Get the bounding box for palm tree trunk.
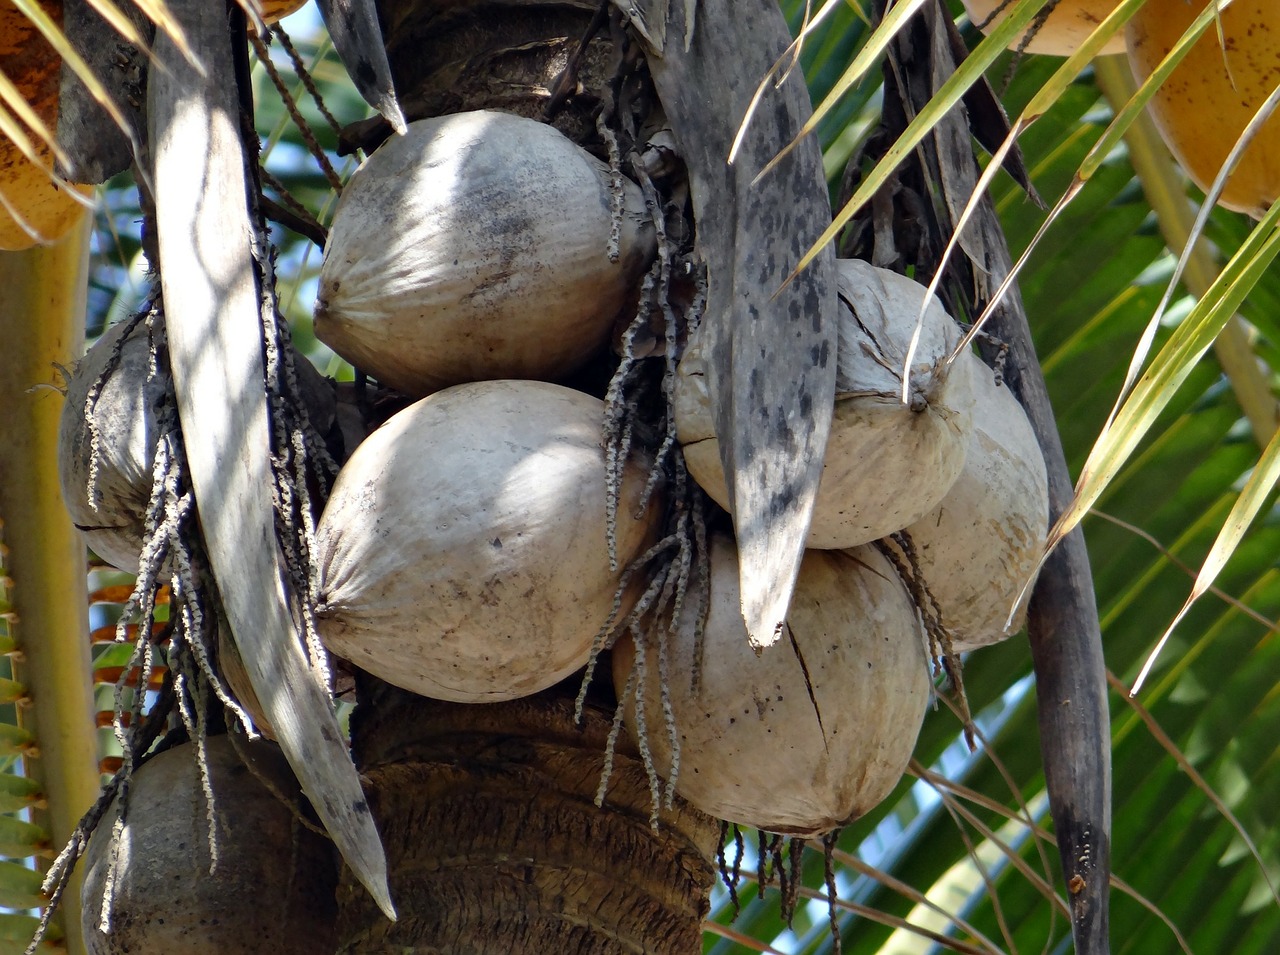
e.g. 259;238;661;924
335;681;719;954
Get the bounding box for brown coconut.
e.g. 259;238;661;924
314;380;660;703
892;357;1049;652
961;0;1125;57
315;110;656;397
80;736;337;954
676;259;977;549
613;534;930;836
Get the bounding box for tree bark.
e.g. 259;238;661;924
336;682;720;954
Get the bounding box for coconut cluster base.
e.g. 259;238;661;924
336;679;720;955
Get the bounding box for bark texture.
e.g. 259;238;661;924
336;683;720;954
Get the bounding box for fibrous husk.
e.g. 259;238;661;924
1127;0;1280;218
961;0;1125;57
889;357;1049;652
80;736;338;954
0;0;93;250
676;259;976;549
57;318;337;573
315;110;656;397
314;379;660;704
613;533;930;836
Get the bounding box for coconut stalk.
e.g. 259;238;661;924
146;0;391;917
0;215;100;955
877;4;1111;951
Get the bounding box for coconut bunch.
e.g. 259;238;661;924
315;110;657;396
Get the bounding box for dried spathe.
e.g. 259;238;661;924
613;533;930;836
316;110;656;396
314;380;660;703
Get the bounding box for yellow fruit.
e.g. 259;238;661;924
961;0;1125;57
0;0;92;250
1126;0;1280;218
260;0;308;22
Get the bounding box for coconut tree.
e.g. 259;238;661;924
1;1;1279;954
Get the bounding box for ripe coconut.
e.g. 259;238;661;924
315;110;656;397
58;319;337;573
314;380;660;703
891;358;1048;652
80;736;337;954
1127;0;1280;218
961;0;1125;57
0;0;93;250
613;533;930;835
675;259;976;549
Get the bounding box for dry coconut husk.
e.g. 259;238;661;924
314;379;660;703
613;533;930;836
80;736;337;954
676;259;976;549
889;357;1049;652
0;0;93;251
315;110;656;397
58;318;337;573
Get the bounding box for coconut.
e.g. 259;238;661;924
613;534;930;835
58;319;337;573
315;110;656;397
80;736;337;954
0;0;93;250
57;320;168;573
892;358;1048;652
675;259;976;549
1126;0;1280;218
961;0;1124;57
314;379;660;703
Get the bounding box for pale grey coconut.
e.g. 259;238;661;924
58;319;336;573
613;533;931;836
80;737;337;954
57;319;166;573
893;358;1049;651
675;259;977;549
315;110;656;397
314;380;660;703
